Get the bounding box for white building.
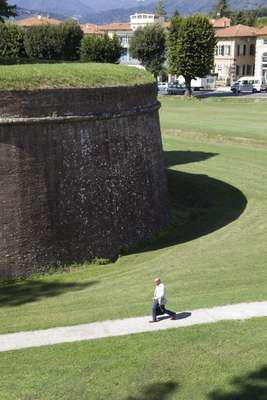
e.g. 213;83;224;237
130;13;165;31
255;26;267;85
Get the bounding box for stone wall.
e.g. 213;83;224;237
0;83;169;279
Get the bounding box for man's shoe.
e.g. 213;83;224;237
149;320;158;323
170;315;176;320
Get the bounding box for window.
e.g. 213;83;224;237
250;44;255;56
216;45;225;56
237;45;240;56
247;65;252;75
264;39;267;45
242;65;246;75
243;44;246;56
236;65;240;75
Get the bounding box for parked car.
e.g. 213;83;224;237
167;83;186;95
231;77;266;94
157;82;169;94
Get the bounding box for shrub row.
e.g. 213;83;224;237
0;22;122;63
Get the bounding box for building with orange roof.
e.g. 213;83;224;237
214;25;257;84
16;15;62;26
81;23;102;36
255;26;267;85
210;17;231;30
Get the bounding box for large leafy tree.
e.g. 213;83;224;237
167;12;183;76
130;23;166;78
210;0;230;18
0;0;16;23
168;15;217;96
80;34;122;63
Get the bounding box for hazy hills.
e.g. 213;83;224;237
14;0;267;23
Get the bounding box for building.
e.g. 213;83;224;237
210;17;231;31
255;26;267;85
215;24;257;84
97;22;138;65
16;15;62;26
130;13;165;31
80;23;102;36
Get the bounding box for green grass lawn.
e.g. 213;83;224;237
0;63;154;90
0;97;267;335
0;318;266;400
0;96;267;399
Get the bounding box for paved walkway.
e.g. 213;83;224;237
1;301;266;353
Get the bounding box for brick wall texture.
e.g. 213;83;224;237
0;83;169;279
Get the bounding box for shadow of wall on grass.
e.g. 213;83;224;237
125;381;178;400
208;365;267;400
0;279;98;307
165;151;219;167
130;151;247;253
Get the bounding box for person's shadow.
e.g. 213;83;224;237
157;312;192;322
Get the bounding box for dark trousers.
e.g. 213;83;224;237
152;299;176;321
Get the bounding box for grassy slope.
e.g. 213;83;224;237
0;63;154;90
0;97;267;335
0;318;266;400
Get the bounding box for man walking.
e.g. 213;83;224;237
149;277;176;323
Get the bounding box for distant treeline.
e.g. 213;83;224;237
0;21;122;64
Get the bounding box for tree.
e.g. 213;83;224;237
130;23;166;78
59;20;83;60
210;0;230;18
0;23;26;60
168;15;217;96
167;13;183;78
155;0;167;17
0;0;16;23
24;22;83;61
231;10;257;26
256;16;267;27
80;34;122;63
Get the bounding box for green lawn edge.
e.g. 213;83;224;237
0;63;154;90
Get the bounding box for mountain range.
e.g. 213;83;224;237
13;0;267;23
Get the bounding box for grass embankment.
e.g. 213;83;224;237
1;97;267;335
1;96;267;399
0;318;266;399
0;63;154;90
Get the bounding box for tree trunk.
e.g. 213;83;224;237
184;78;192;97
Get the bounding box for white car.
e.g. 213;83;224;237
157;82;169;93
231;77;265;94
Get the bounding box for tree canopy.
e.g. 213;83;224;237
154;0;167;17
130;23;166;78
80;34;122;64
0;0;16;22
168;15;216;95
210;0;230;18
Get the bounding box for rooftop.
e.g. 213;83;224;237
257;26;267;36
16;16;62;26
215;24;257;38
210;17;231;29
98;23;132;32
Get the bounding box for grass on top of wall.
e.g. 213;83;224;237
0;63;154;90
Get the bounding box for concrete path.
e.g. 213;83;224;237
1;301;266;353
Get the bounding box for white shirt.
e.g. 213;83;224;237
154;283;167;305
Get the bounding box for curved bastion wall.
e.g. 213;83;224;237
0;83;169;279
